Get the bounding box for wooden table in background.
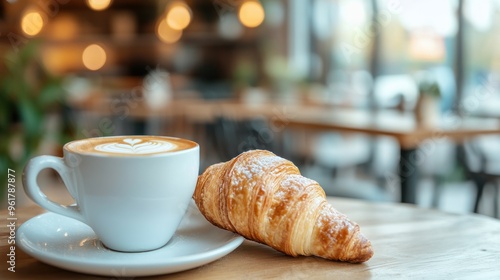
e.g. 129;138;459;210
276;108;500;204
2;197;499;279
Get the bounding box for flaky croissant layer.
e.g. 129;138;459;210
194;150;373;263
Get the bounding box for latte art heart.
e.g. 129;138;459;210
123;138;142;145
94;138;177;155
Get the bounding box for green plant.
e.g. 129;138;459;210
418;80;441;98
0;40;65;200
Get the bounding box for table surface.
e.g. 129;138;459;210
2;197;499;279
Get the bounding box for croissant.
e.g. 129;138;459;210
194;150;373;263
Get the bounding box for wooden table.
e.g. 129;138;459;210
277;108;500;204
2;197;499;279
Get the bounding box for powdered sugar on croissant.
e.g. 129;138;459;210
194;150;373;263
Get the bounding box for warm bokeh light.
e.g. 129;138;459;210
21;11;44;36
42;46;82;74
408;32;446;62
86;0;112;11
47;15;78;40
157;18;183;44
166;2;192;30
238;1;265;28
82;44;107;70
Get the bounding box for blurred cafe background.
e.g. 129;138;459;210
1;0;499;218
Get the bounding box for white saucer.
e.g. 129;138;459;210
17;201;244;277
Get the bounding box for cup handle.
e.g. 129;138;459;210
23;155;85;223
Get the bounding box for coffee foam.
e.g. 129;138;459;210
65;136;197;156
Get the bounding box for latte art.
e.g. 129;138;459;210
94;138;177;155
65;136;198;156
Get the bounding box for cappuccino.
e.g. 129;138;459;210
65;136;197;156
24;135;200;252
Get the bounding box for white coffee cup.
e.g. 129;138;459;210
23;135;199;252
